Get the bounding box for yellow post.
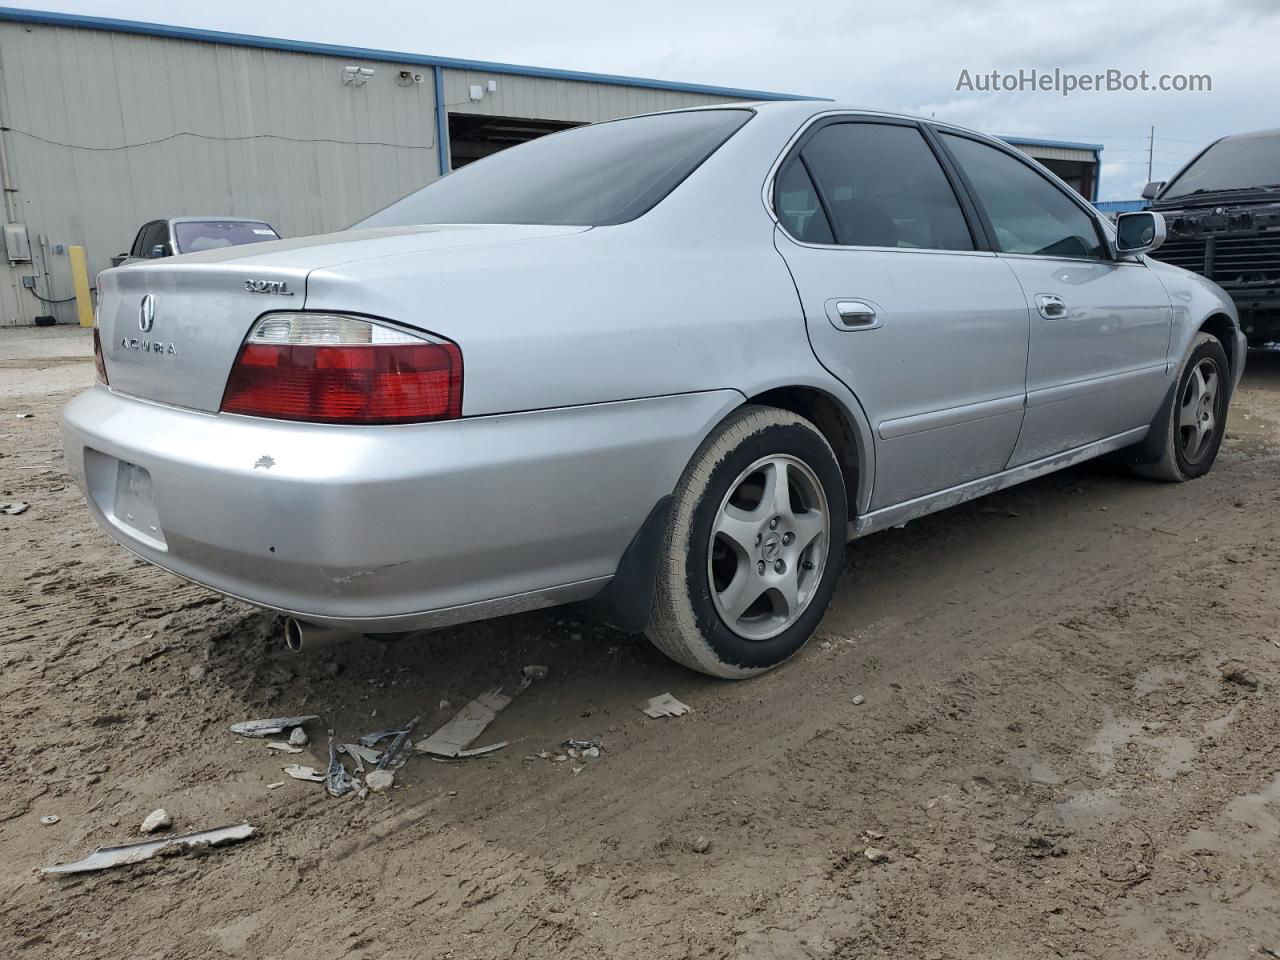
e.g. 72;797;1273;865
69;245;93;328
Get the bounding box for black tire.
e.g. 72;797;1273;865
1132;332;1230;482
646;405;847;679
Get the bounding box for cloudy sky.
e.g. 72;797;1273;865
32;0;1280;199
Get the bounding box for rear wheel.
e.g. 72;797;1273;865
647;406;847;679
1133;332;1230;482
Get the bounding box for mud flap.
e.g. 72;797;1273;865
1125;378;1178;465
579;495;673;634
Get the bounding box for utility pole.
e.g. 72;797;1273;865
1147;126;1155;183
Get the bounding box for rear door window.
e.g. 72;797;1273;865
940;133;1106;260
780;122;974;251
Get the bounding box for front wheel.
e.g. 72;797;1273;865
1132;332;1231;482
646;406;848;679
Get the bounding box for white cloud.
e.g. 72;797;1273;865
30;0;1280;198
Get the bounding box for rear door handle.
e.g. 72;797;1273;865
835;300;878;327
1035;294;1067;319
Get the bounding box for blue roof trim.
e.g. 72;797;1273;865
0;6;816;101
1000;135;1104;154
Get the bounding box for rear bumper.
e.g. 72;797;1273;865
61;386;740;632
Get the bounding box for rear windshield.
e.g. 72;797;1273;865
354;109;752;228
175;221;278;252
1160;133;1280;199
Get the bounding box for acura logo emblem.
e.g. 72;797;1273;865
139;294;156;332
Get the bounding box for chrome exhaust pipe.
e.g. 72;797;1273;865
283;617;362;653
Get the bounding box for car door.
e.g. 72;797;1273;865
772;117;1031;509
937;131;1173;466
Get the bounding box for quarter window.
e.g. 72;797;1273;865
774;159;833;244
781;122;974;251
941;133;1106;260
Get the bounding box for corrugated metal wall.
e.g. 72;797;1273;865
0;20;751;326
441;68;740;125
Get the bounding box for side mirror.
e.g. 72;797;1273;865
1140;180;1165;201
1115;211;1166;256
149;243;171;258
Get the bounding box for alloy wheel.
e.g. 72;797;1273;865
707;454;830;641
1179;358;1220;464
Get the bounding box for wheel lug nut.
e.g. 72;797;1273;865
755;533;762;545
802;560;815;570
782;532;794;545
769;517;779;530
774;559;785;573
757;560;766;575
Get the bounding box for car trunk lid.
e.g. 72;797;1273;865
96;224;586;412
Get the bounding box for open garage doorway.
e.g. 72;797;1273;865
447;113;581;168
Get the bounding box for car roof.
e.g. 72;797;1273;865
642;99;1012;148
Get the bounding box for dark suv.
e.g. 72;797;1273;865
1147;128;1280;345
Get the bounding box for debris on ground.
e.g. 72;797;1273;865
522;664;549;681
42;823;254;875
373;718;418;770
266;782;285;790
358;727;407;748
563;737;603;760
337;743;381;773
417;682;530;759
288;727;309;747
642;693;692;719
14;412;32;419
864;847;892;864
0;501;29;515
365;769;395;793
230;715;319;738
852;695;866;706
40;815;59;826
266;741;303;754
283;764;325;782
691;835;712;854
323;740;361;798
140;808;172;834
1220;661;1260;690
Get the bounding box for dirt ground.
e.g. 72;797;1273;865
3;324;1280;960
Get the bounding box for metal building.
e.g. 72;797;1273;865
0;8;806;326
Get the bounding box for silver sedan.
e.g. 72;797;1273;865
63;102;1244;678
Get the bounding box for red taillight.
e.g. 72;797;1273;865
220;316;462;424
93;328;109;384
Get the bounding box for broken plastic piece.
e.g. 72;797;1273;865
642;693;692;719
283;764;325;782
266;741;303;754
42;823;254;875
358;728;405;748
416;688;519;758
40;815;60;826
337;743;381;773
324;740;359;798
373;718;418;771
230;715;319;738
0;501;29;515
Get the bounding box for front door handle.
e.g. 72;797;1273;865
1035;294;1067;319
835;300;878;326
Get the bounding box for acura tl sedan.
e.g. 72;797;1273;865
63;102;1244;678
